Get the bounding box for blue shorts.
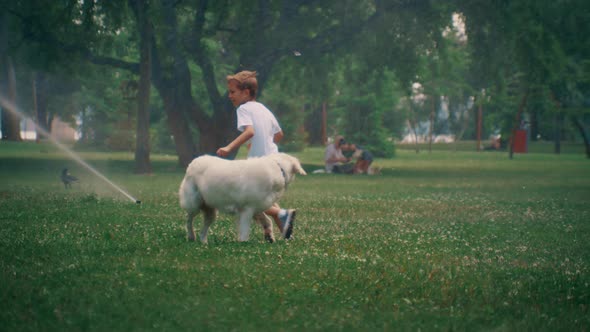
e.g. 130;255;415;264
360;150;373;162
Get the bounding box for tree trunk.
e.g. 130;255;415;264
33;72;51;140
0;11;21;141
549;92;564;155
188;2;242;159
509;92;528;159
476;103;483;151
530;109;539;141
133;0;152;174
198;120;237;157
79;107;87;143
321;101;327;146
453;103;472;152
572;116;590;158
147;0;199;167
554;112;564;154
304;102;324;146
406;119;419;153
429;96;434;153
160;91;197;167
32;73;38;138
1;55;21;141
186;56;237;158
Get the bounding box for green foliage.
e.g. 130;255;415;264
262;60;314;152
1;143;589;330
331;60;397;157
265;98;307;153
458;0;590;142
150;117;176;153
3;0;590;160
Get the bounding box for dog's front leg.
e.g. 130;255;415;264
237;208;255;242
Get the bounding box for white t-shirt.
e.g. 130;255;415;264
324;143;345;173
236;101;282;158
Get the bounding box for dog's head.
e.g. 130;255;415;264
269;153;307;183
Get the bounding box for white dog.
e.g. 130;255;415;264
179;153;306;243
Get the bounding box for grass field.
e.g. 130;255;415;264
1;141;589;331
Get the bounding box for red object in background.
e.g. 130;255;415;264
513;129;528;153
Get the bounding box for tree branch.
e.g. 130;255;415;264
87;54;140;73
188;0;226;116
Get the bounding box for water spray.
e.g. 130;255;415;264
0;95;141;204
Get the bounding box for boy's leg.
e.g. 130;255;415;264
354;159;363;174
265;203;296;239
356;160;369;174
266;204;283;230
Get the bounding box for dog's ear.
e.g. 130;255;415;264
274;153;307;178
291;158;307;176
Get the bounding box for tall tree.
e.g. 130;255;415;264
130;0;153;174
0;56;21;141
3;1;462;164
0;11;21;141
32;71;50;136
458;0;590;156
89;1;462;165
1;1;95;141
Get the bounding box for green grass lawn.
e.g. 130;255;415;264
1;141;589;331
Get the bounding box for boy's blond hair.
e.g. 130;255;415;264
226;70;258;98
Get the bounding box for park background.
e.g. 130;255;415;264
1;0;589;164
1;1;589;331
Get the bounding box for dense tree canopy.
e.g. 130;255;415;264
1;0;589;164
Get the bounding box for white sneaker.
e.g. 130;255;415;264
279;209;296;239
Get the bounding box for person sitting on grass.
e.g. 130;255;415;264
346;143;374;174
324;135;355;174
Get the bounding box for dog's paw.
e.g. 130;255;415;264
187;233;196;242
199;234;209;244
264;233;275;243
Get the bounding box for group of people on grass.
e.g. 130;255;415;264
324;135;374;175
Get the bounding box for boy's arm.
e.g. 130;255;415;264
216;126;255;157
273;130;284;143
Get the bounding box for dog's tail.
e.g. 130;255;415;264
179;175;202;214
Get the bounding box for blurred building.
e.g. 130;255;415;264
17;117;78;141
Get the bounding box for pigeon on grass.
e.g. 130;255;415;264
61;168;78;189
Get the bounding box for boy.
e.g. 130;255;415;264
216;70;296;239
